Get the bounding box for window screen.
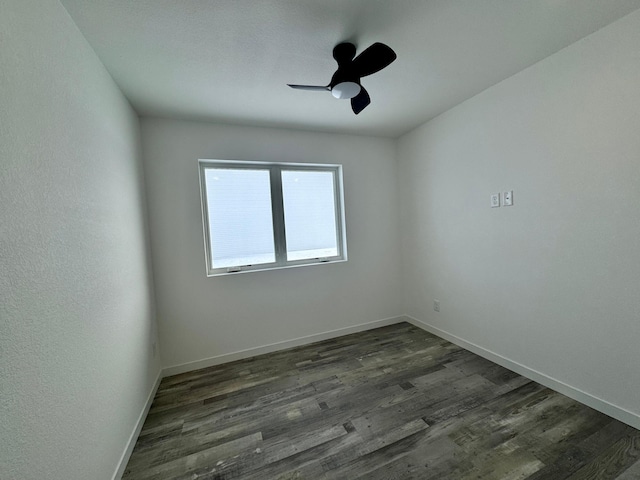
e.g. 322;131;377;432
204;168;275;268
281;170;338;261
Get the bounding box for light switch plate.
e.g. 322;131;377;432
491;193;500;208
503;191;513;206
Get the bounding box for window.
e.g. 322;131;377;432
199;160;347;276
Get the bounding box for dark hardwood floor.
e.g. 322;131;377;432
123;323;640;479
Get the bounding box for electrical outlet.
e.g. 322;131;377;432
434;300;440;312
491;193;500;208
503;190;513;206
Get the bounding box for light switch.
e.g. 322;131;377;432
503;191;513;206
491;193;500;208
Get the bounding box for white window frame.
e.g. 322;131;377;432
198;159;347;276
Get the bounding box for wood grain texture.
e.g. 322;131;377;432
123;323;640;479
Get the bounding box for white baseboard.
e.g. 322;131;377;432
404;315;640;430
162;316;406;377
112;370;162;480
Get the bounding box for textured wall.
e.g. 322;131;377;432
0;1;160;478
398;10;640;425
140;118;402;370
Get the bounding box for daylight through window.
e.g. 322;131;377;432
199;160;347;275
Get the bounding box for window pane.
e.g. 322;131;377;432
281;170;338;261
205;168;275;268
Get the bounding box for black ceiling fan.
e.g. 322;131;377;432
287;42;397;115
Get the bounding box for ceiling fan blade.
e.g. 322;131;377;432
287;84;330;91
351;86;370;115
351;42;397;78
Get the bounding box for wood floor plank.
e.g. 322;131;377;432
566;429;640;480
615;458;640;479
123;323;640;479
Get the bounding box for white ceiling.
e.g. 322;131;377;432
60;0;640;138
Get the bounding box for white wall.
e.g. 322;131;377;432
140;118;402;371
398;10;640;426
0;1;160;479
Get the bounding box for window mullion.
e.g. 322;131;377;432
270;166;287;265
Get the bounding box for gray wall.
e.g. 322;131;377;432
398;10;640;426
140;118;402;372
0;1;160;478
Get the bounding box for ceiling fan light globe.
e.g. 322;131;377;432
331;82;361;99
